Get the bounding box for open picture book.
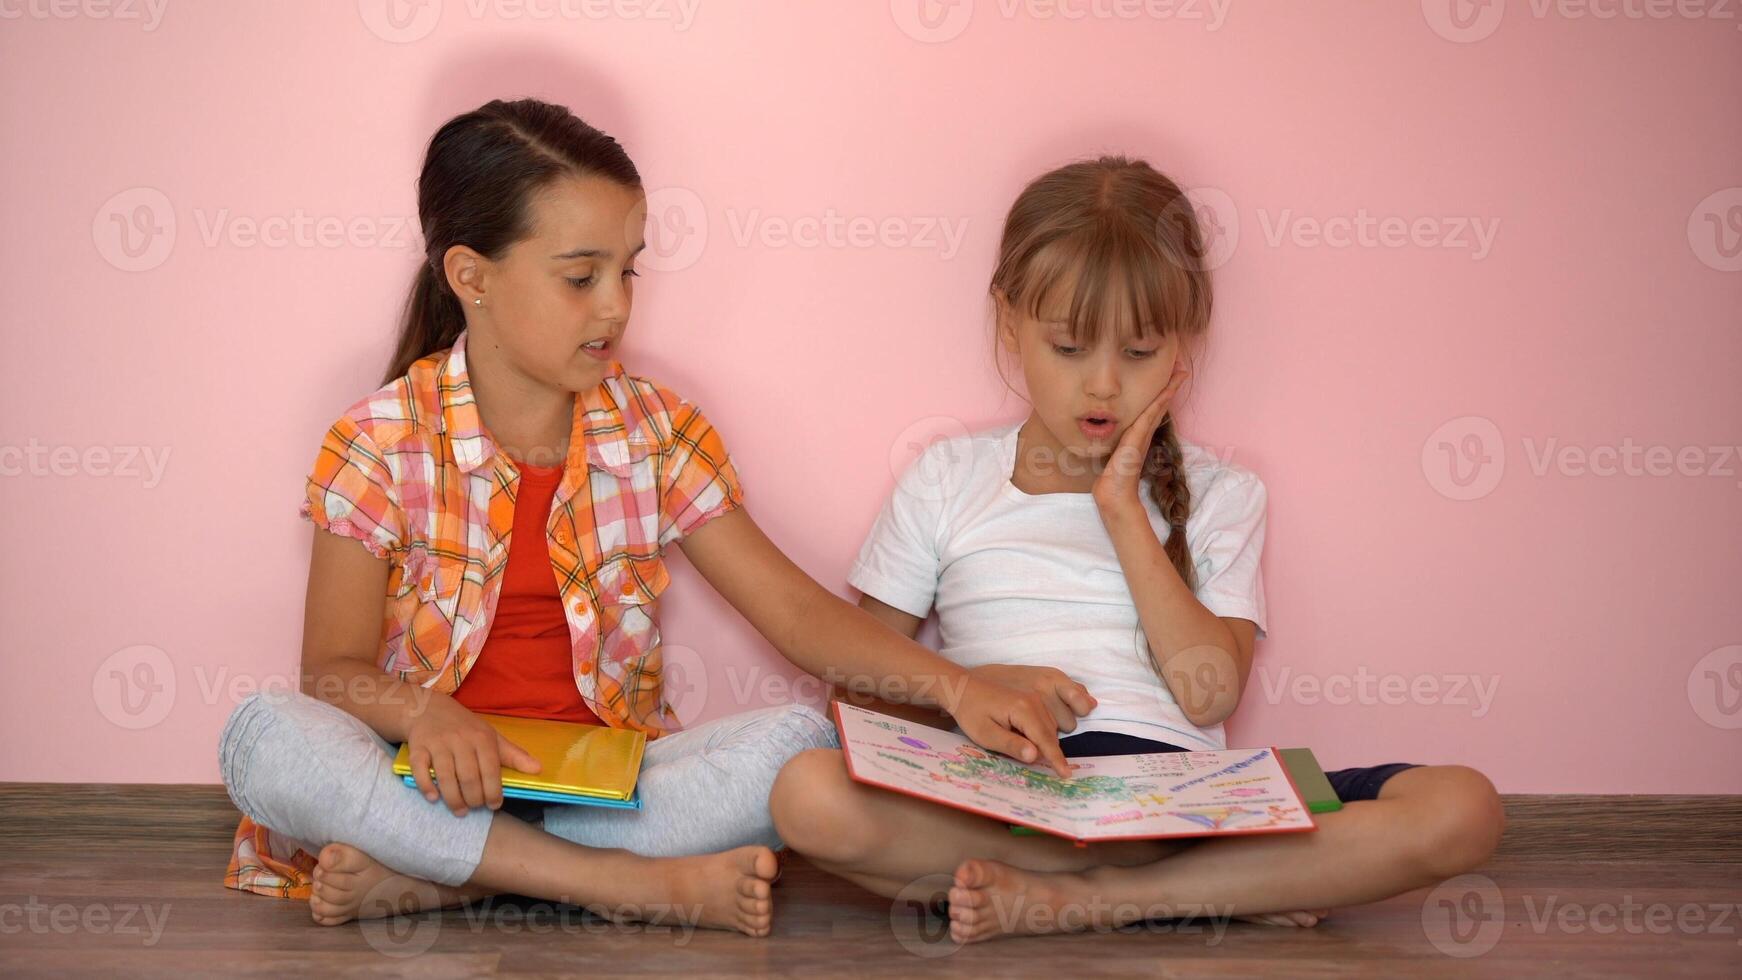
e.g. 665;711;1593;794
833;701;1322;843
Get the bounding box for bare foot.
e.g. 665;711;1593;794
945;858;1328;944
308;843;479;926
658;846;779;937
946;858;1114;943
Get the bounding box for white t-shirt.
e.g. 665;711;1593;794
848;421;1269;750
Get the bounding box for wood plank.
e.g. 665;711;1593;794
2;784;1739;977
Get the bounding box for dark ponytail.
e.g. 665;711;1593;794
384;98;641;383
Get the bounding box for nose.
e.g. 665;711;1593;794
593;276;631;324
1084;352;1121;401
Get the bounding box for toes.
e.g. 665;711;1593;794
953;858;991;890
749;847;779;881
738;877;771;901
946;885;987;910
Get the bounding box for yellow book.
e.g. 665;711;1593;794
392;713;646;808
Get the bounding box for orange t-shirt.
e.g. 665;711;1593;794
452;460;602;725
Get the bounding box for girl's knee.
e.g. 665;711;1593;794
769;748;872;862
774;702;839;751
215;690;383;833
1399;765;1506;877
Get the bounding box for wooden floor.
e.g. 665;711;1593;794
2;786;1739;978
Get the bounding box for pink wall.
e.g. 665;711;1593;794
2;1;1737;792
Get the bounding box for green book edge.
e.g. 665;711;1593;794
1009;746;1342;837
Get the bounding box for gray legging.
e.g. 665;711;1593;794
218;690;838;887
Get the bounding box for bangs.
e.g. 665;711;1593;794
1008;222;1206;345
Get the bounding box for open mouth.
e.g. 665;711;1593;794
580;338;614;360
1078;414;1117;439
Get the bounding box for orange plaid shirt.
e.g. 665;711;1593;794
225;331;745;899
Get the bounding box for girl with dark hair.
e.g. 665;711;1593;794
215;98;1076;937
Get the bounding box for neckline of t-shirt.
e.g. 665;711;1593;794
996;422;1101;504
511;459;565;480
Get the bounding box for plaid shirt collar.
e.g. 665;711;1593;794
436;330;656;478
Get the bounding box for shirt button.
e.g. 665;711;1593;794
620;581;636;597
572;598;587;614
556;528;572;545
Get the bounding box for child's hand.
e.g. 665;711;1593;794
405;695;543;816
1092;360;1190;512
949;673;1075;777
967;664;1097;734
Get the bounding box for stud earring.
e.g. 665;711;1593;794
474;298;482;306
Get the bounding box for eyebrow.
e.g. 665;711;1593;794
550;242;648;261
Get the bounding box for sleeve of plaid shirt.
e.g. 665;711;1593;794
299;415;406;560
657;402;745;547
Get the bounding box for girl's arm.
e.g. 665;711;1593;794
1096;500;1256;727
1091;369;1253;727
300;529;540;815
679;508;1076;775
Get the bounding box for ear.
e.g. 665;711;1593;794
992;287;1021;354
443;245;487;305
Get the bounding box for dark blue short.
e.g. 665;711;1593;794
1057;730;1419;803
